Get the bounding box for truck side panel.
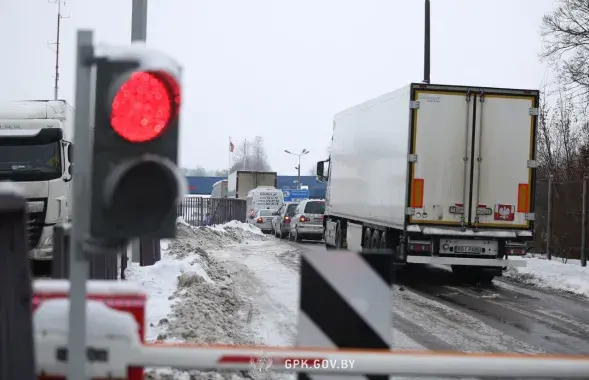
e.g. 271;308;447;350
254;172;277;188
409;89;474;226
237;172;255;200
328;85;411;228
470;93;538;229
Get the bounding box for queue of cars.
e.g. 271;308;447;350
248;198;326;243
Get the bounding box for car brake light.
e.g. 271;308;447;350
257;217;263;223
299;215;310;222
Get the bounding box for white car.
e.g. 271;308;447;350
271;202;299;239
250;209;276;233
288;199;325;242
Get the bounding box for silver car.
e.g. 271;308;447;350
288;199;325;242
252;209;276;233
271;202;299;239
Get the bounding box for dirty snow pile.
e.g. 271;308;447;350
126;219;282;380
503;253;589;298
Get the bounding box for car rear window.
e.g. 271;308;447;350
286;203;299;215
259;209;275;216
304;201;325;214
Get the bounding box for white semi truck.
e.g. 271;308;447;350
0;100;74;260
316;83;538;283
227;170;278;200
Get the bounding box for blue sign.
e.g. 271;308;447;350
282;189;309;202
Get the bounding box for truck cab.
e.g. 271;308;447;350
0;100;74;260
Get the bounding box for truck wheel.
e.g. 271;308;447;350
371;230;380;250
363;228;372;250
379;231;388;249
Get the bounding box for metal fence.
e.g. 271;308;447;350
177;197;247;227
534;176;588;266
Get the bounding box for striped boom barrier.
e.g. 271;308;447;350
297;249;393;380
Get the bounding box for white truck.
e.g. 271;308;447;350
316;83;538;283
227;170;278;200
211;179;228;198
0;100;74;260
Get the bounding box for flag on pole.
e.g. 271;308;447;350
229;140;234;152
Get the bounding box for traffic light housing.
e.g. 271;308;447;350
89;44;185;240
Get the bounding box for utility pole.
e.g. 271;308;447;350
48;0;70;100
284;149;309;189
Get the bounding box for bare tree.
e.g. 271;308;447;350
540;0;589;106
229;136;272;173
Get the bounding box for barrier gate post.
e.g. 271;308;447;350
0;182;36;380
297;249;393;380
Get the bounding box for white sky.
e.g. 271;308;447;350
0;0;555;175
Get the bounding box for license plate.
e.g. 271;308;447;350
313;218;323;222
455;246;482;254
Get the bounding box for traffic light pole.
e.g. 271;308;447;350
131;0;148;42
67;29;95;380
130;0;148;265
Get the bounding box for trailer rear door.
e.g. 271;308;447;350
469;92;537;228
409;88;475;226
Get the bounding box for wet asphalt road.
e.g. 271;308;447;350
283;225;589;358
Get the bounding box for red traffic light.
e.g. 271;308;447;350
110;71;180;143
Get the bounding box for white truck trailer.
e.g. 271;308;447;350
316;83;538;283
211;179;228;198
227;170;278;200
0;100;74;260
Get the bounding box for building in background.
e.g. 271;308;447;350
186;175;326;199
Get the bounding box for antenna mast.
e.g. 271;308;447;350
48;0;70;100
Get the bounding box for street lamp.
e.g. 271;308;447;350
284;148;309;189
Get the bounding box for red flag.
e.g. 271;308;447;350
229;141;235;152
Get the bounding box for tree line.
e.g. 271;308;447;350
532;0;589;258
183;136;318;177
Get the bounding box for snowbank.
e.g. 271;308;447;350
503;254;589;298
128;219;273;380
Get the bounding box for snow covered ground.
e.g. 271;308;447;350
502;253;589;298
124;219;589;379
126;218;296;380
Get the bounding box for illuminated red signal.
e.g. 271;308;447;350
110;71;180;143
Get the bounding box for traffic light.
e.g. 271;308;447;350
89;44;185;241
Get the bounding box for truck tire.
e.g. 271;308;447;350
371;230;380;250
363;228;372;250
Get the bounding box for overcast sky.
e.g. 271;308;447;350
1;0;555;176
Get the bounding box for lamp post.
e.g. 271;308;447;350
284;149;309;189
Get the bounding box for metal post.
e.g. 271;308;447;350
131;0;148;42
67;29;94;380
423;0;431;84
0;184;36;380
546;175;553;261
582;176;587;267
297;155;301;190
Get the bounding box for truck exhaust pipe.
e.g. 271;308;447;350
423;0;431;84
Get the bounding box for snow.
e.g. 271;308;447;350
126;219;283;379
503;253;589;298
34;299;140;343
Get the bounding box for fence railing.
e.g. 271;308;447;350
534;176;588;266
177;197;246;227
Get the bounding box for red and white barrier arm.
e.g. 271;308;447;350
130;344;589;378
